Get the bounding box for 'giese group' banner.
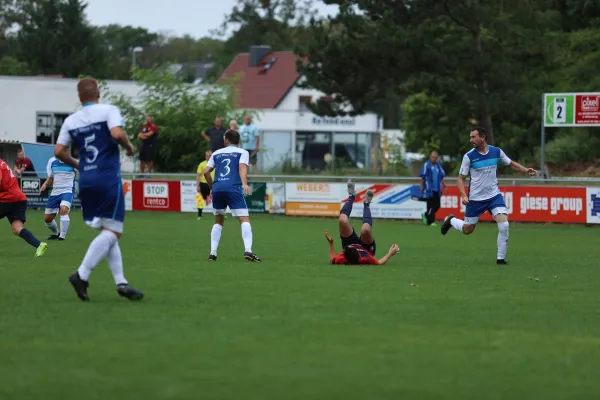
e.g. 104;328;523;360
436;186;587;223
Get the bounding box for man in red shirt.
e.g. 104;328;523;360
0;158;48;257
325;180;400;265
14;149;35;177
138;114;158;174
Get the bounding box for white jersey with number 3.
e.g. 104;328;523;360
459;146;511;201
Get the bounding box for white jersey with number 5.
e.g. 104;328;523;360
56;103;123;189
207;145;249;193
459;145;511;201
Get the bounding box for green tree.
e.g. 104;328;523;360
299;0;560;161
96;24;158;79
16;0;104;77
0;55;30;75
103;67;251;172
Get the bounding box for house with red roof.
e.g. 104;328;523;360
217;46;382;172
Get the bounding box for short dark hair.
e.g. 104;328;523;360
472;126;486;138
343;246;360;264
225;129;240;145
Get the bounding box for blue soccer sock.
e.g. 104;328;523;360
19;229;41;248
362;203;372;226
341;195;355;217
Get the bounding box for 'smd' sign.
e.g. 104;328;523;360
21;178;40;194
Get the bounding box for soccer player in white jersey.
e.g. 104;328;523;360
54;78;143;301
203;129;262;262
441;127;536;264
40;156;75;240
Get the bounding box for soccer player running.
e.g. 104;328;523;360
40;156;76;240
324;180;400;265
0;159;48;257
440;127;536;264
203;129;261;262
54;78;143;301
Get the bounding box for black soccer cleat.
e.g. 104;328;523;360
497;259;508;265
68;272;90;301
441;214;455;236
208;254;217;261
244;252;262;262
47;235;60;240
117;284;144;301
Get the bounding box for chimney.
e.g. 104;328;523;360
249;45;272;67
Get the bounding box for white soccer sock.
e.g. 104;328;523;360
107;241;128;285
497;222;509;260
77;230;118;281
210;224;223;255
45;220;58;235
241;221;253;253
451;217;465;232
59;214;70;239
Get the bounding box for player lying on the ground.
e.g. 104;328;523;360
324;180;400;265
441;127;536;264
40;156;76;241
0;158;48;257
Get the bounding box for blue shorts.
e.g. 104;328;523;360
341;229;377;256
45;193;73;214
465;193;508;224
79;181;125;233
212;191;248;217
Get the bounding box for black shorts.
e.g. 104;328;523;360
139;143;156;162
0;201;27;224
249;151;257;165
199;182;211;201
340;228;376;255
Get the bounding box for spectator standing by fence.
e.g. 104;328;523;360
14;149;35;177
138;115;158;174
239;115;260;174
420;151;447;226
202;117;226;153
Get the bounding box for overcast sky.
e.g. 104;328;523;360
86;0;338;38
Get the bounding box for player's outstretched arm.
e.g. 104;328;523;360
377;244;400;265
324;230;336;262
509;160;537;176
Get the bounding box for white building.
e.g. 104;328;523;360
217;47;383;172
0;49;384;173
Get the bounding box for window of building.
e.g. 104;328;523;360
298;96;312;112
36;112;69;144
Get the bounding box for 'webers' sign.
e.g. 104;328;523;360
437;186;586;223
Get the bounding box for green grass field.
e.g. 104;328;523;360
1;211;600;400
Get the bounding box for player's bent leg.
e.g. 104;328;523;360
462;224;476;235
338;214;354;238
44;212;60;239
493;212;509;264
359;223;374;244
11;218;47;256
